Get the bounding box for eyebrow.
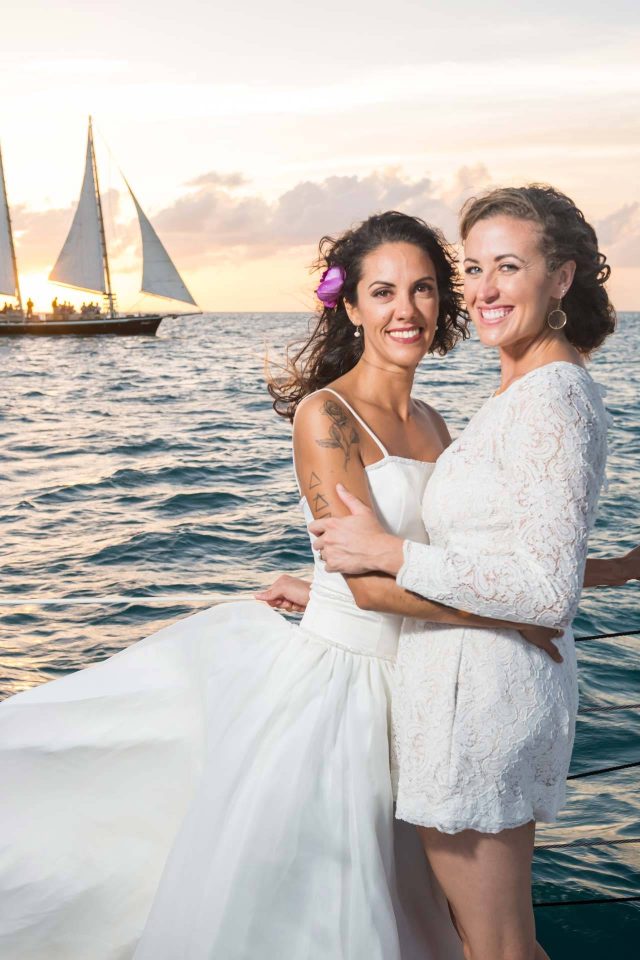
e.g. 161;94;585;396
368;275;435;289
463;254;525;264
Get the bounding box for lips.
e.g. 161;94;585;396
386;325;423;343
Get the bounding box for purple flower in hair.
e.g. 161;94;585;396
315;265;346;309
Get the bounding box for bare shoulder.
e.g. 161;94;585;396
293;390;363;467
293;391;360;455
293;389;370;519
293;389;350;431
414;397;452;446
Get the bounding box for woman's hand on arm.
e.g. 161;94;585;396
310;486;563;661
308;484;404;576
255;575;311;613
584;546;640;587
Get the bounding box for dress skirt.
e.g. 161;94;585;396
393;620;578;834
0;600;462;960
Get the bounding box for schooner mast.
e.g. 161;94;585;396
88;117;115;318
0;142;23;313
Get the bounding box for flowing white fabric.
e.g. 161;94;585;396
392;362;608;833
0;422;462;959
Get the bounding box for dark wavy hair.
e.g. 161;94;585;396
268;210;467;421
459;185;616;354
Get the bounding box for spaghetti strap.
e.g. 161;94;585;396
319;388;389;458
291;388;388;492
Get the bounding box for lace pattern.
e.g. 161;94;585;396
393;363;608;833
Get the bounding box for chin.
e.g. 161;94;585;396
393;347;430;366
473;327;502;348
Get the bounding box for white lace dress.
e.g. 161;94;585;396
392;362;608;834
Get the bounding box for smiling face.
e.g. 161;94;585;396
463;215;575;351
346;242;439;370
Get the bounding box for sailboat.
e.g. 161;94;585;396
0;143;24;323
0;118;199;336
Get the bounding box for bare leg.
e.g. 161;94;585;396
417;821;550;960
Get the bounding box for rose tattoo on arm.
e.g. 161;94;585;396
315;400;360;470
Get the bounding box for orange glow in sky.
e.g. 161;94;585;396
2;1;638;312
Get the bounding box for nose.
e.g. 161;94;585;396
393;288;416;321
476;272;500;304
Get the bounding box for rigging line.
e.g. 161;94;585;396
536;836;640;851
568;759;640;780
576;629;640;642
534;894;640;908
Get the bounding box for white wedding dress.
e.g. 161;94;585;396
0;389;462;960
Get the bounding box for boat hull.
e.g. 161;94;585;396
0;315;165;336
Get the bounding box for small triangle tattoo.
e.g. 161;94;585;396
309;472;321;489
313;492;329;512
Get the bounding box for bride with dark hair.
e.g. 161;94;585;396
0;208;633;960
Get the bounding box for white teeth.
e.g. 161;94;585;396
388;327;419;339
481;308;511;320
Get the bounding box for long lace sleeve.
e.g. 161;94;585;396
397;370;608;627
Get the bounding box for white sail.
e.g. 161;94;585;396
49;133;105;293
128;186;196;306
0;146;18;298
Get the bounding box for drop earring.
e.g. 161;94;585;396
547;291;567;330
353;326;361;338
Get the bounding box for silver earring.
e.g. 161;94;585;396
547;298;567;330
353;326;361;338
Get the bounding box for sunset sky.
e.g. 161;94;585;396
2;0;639;312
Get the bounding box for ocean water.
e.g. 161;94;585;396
1;312;638;955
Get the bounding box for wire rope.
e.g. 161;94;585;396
568;759;640;780
535;835;640;851
575;628;640;642
534;894;640;908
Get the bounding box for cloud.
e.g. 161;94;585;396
186;171;248;189
596;203;640;269
147;166;493;266
11;166;638;285
440;165;493;211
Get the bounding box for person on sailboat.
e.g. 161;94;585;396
26;298;33;318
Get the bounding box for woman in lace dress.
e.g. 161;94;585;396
309;187;619;960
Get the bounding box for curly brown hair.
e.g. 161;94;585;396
268;210;468;421
459;185;616;354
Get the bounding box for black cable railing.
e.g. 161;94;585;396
581;702;640;713
575;628;640;642
533;626;639;910
536;836;640;851
534;894;640;908
568;759;640;779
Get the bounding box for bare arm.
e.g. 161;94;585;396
583;547;640;587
